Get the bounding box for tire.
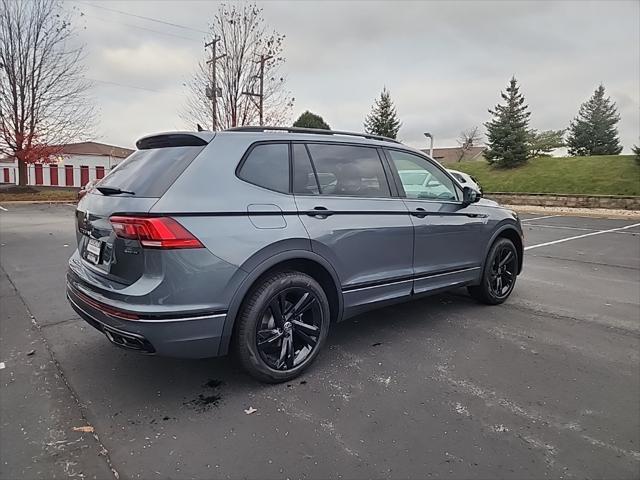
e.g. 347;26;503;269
234;271;330;383
468;237;519;305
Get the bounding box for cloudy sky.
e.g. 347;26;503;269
66;0;639;152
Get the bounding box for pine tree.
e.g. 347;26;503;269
484;77;531;168
293;111;330;130
364;88;401;139
567;85;622;156
527;129;565;157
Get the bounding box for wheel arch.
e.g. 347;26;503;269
485;223;524;274
218;249;343;356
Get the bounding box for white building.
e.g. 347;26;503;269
0;142;133;187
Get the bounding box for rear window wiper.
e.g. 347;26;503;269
96;186;136;196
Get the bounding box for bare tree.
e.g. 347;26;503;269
0;0;94;185
456;126;482;162
182;3;293;130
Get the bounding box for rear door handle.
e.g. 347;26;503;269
410;207;427;218
306;206;334;218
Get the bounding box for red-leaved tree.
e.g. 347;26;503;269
0;0;95;185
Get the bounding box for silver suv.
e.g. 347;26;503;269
66;127;523;382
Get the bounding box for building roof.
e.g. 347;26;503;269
56;141;133;159
421;146;486;164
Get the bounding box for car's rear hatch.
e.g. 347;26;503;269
73;133;211;288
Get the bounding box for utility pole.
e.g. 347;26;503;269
242;54;272;126
205;36;225;130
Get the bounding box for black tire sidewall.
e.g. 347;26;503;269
236;271;330;383
480;238;518;304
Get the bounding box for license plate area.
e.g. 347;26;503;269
85;237;103;265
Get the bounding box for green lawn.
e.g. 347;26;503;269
453;155;640;196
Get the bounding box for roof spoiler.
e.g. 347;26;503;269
136;132;215;150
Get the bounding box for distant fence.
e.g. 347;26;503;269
0;164;114;188
486;192;640;211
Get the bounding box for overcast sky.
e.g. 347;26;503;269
66;0;639;152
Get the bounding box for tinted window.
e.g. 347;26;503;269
97;146;205;198
306;144;390;198
388;150;457;201
238;143;289;193
293;144;319;195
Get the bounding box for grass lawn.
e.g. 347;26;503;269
453;155;640;196
0;186;78;202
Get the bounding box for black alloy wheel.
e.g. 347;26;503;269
256;287;323;370
488;242;518;300
468;237;519;305
235;271;330;383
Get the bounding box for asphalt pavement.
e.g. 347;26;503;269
1;204;638;479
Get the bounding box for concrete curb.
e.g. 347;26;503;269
487;192;640;210
507;204;640;220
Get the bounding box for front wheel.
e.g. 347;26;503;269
468;237;519;305
234;271;330;383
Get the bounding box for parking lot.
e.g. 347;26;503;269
1;203;639;479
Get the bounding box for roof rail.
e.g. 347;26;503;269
225;126;402;144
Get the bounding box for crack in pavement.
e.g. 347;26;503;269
2;265;121;480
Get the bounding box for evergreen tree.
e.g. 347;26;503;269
632;144;640;165
566;85;622;156
293;111;330;130
364;88;401;139
527;129;565;157
484;77;531;168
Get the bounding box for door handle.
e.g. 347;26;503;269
306;206;334;218
410;207;427;218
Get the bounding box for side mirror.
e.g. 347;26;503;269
462;186;481;205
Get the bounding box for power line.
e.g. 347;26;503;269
85;13;201;42
86;78;160;93
79;1;209;35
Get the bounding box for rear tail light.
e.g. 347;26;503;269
109;216;204;249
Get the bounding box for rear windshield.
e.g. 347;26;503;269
97;146;205;198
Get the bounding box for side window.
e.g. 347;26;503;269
306;144;390;198
388;150;458;201
292;144;319;195
238;143;289;193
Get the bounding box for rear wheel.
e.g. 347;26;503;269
235;271;330;383
468;237;518;305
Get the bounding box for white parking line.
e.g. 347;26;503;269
521;215;559;222
0;205;7;211
526;223;639;235
64;203;76;207
525;222;640;251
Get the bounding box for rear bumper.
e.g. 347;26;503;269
66;282;226;358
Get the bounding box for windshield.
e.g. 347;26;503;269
399;171;429;186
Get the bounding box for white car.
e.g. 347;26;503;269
447;169;482;194
398;170;454;199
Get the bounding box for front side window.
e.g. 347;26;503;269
388;150;458;201
238;143;289;193
306;144;390;198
